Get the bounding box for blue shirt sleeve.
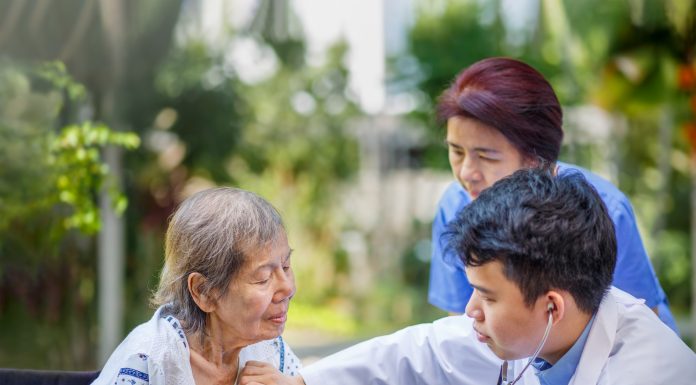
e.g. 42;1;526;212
428;183;473;313
608;196;661;308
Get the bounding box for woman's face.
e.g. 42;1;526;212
446;116;529;199
208;232;295;347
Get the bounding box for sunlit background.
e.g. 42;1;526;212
1;0;695;369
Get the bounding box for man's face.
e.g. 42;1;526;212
446;116;528;200
464;260;550;360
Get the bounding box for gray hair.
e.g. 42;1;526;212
151;187;285;336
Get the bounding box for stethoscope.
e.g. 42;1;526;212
497;303;554;385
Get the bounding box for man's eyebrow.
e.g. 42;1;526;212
471;284;495;295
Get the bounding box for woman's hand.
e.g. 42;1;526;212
238;361;305;385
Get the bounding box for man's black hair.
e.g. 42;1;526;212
445;168;617;313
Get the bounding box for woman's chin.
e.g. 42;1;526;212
258;323;286;341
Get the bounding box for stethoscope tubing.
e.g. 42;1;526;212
500;310;554;385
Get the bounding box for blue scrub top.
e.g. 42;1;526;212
427;162;679;334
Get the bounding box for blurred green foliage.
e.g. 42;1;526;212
0;61;139;249
0;60;139;367
52;121;139;233
0;0;181;369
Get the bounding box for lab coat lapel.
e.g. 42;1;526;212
569;290;618;384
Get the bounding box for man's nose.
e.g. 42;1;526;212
465;295;483;320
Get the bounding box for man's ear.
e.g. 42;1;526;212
545;291;565;325
188;272;216;313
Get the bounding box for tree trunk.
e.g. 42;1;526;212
97;0;126;364
691;151;696;342
97;145;125;363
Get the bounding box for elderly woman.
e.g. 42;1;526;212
92;187;301;385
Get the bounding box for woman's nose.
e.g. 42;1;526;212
458;157;480;184
273;268;295;302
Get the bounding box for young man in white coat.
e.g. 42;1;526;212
239;168;696;385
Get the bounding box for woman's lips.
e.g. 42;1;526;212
268;312;287;324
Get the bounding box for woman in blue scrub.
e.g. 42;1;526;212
427;57;679;333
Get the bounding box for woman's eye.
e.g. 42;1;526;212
282;256;292;271
477;152;499;162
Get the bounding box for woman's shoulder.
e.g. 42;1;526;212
557;162;629;210
92;306;192;384
119;306;189;355
437;181;471;220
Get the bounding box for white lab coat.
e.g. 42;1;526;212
300;288;696;384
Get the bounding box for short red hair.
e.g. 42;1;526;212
437;57;563;163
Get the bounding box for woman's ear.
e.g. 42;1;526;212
523;156;539;169
522;156;546;173
188;272;215;313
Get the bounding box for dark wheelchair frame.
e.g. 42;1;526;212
0;368;100;385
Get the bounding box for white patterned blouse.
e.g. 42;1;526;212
91;305;301;385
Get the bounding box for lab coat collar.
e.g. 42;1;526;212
568;288;620;384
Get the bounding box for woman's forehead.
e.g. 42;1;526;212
242;234;290;267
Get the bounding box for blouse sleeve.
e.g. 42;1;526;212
94;352;164;385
